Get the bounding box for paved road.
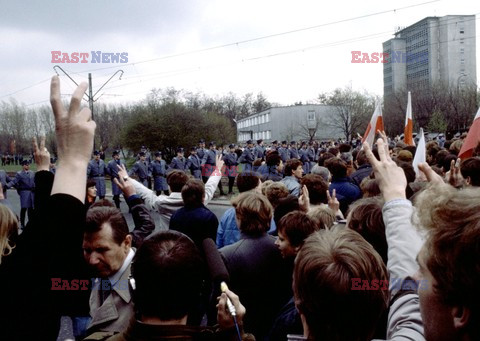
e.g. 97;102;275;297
4;189;232;340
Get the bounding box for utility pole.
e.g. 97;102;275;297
53;66;123;151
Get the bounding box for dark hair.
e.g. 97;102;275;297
338;143;352;153
284;158;303;176
360;178;381;198
236;171;261;193
318;152;335;167
328;147;339;156
181;179;205;207
132;231;205;320
266;151;281;167
278;211;318;248
167;170;190;192
85;206;129;245
274;195;301;227
460;157;480;186
347;197;387;264
325;157;347;178
86;179;97;189
300;174;328;205
439;154;457;173
356;150;369;167
434;150;449;168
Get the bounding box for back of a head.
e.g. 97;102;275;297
356;150;369;167
440;154;457;173
340;152;353;165
264;182;289;209
360;178;381;198
300;174;328;205
397;150;413;163
274;195;301;227
85;206;129;245
233;192;272;236
338;143;352;153
346;197;387;264
236;171;261;193
415;184;480;337
307;206;336;230
460;157;480;186
318;152;335;167
325;157;347;178
310;165;330;183
181;179;205;207
132;230;205;321
167;170;190;193
278;211;318;248
294;227;389;341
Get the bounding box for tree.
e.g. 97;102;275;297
427;110;448;133
318;87;374;141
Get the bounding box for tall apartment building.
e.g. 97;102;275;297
383;15;476;97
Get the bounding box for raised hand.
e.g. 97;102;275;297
33;136;50;172
298;185;310;212
363;139;407;202
114;164;136;198
326;188;340;213
50;75;96;165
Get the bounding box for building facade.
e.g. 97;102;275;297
383;15;476;97
236;104;344;143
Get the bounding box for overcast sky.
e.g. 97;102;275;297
0;0;478;108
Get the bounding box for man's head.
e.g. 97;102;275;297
209;141;216;150
246;140;253;148
275;211;318;259
294;227;389;340
355;150;370;167
257;139;263;146
198;139;205;149
415;184;480;340
93;151;101;161
229;144;235;152
112;150;120;160
132;231;205;322
21;160;30;170
139;151;146;161
300;174;329;205
167;170;189;193
154;151;162;160
83;207;132;278
281;140;287;147
181;179;205;207
460;157;480;186
266;151;283;172
236;171;261;193
176;147;184;157
325;157;348;178
233;192;272;236
284;159;303;178
264;182;289;209
86;179;97;200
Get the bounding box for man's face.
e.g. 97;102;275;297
293;165;304;179
83;223;131;278
275;230;297;259
277;160;284;172
200;143;205;149
94;154;100;161
140;155;146;161
113;154;120;160
23;164;29;171
415;246;456;341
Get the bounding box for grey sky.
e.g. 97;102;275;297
0;0;478;107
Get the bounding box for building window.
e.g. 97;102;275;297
267;130;271;139
307;110;315;121
460;30;464;34
266;113;270;122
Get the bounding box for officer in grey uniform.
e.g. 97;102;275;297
307;141;316;171
278;141;290;163
196;139;206;161
270;140;279;152
186;147;202;180
169;148;187;172
204;141;225;195
238;140;255;171
87;150;107;199
150;151;169;195
8;160;35;228
289;141;299;159
129;151;150;187
254;139;266;160
224;144;238;194
299;142;310;175
106;150;126;208
0;168;12;198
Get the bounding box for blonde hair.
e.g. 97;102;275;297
0;204;18;264
232;192;272;235
307;206;336;229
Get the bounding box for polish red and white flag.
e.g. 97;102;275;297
404;92;415;146
362;102;384;147
458;107;480;159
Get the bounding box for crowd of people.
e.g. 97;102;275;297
0;76;480;341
